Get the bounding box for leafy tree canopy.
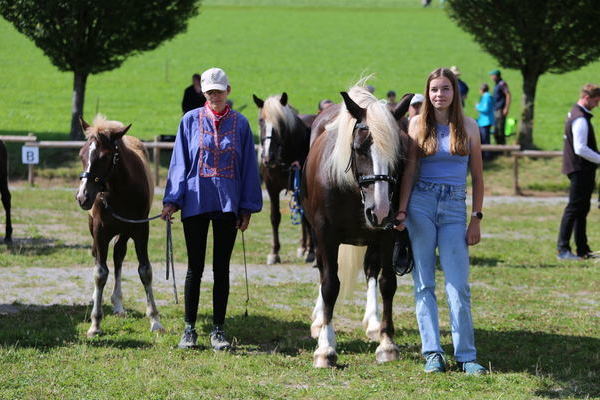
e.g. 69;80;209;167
0;0;200;74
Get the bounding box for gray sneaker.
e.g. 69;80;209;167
557;250;581;260
210;326;231;351
178;327;198;349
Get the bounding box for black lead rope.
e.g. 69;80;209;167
102;197;178;304
242;230;250;318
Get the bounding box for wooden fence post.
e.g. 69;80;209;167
513;153;520;195
27;133;35;186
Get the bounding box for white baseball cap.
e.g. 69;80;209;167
201;67;229;92
410;93;425;105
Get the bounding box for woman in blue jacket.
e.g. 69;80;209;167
475;83;494;159
161;67;262;351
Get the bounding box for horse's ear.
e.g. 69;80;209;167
340;92;366;121
252;94;264;108
112;124;131;141
280;92;288;106
79;117;90;136
392;93;414;120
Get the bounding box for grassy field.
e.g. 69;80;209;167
1;0;599;150
0;187;599;399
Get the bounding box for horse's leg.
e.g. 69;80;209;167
133;223;164;332
0;156;12;244
313;235;340;368
310;249;324;337
266;180;281;265
298;217;307;258
88;230;110;337
301;216;316;263
375;234;400;364
111;234;128;316
362;245;381;342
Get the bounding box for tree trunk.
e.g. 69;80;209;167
70;71;88;140
517;72;539;149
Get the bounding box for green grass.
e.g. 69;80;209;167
1;0;599;150
0;187;599;399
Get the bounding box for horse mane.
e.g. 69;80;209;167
326;83;400;187
86;115;154;209
262;94;299;134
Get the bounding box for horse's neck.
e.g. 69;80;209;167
108;149;150;205
282;118;308;161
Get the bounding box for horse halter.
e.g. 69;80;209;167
260;126;285;167
79;142;120;190
346;121;397;202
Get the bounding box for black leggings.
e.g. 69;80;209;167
182;213;238;326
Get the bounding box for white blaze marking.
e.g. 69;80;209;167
77;141;96;200
263;122;273;161
372;149;390;224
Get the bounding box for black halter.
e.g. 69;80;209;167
346;121;397;200
79;143;120;190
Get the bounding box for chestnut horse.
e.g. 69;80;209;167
76;115;163;337
0;140;12;244
302;84;412;367
253;92;315;264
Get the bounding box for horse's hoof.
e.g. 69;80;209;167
297;247;305;258
150;321;165;333
365;324;381;342
305;251;315;263
375;342;400;364
310;320;323;339
267;254;280;265
86;327;103;337
313;347;337;368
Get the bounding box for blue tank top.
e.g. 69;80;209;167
419;124;468;186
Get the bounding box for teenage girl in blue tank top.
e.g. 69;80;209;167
395;68;487;375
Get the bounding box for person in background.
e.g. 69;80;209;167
557;83;600;260
181;73;207;114
318;99;334;112
489;69;511;145
386;90;398;112
398;93;425;133
450;66;469;107
395;67;487;375
162;67;262;351
475;83;494;161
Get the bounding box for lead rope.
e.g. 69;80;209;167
165;220;178;304
242;230;249;318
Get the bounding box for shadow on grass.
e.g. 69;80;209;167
0;304;151;350
4;237;90;256
477;328;600;398
471;255;502;267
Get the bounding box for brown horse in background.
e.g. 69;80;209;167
76;115;163;337
302;84;412;367
0;140;12;244
253;92;315;264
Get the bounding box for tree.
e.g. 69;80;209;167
445;0;600;149
0;0;200;139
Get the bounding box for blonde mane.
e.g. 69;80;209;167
326;84;400;187
261;94;298;135
86;114;154;208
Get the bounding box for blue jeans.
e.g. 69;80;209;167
406;180;476;362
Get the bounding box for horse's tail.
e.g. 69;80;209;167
337;244;367;299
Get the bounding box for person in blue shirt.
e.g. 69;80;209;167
395;67;487;375
475;83;494;160
161;67;262;351
489;69;511;145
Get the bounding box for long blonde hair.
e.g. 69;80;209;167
416;68;469;156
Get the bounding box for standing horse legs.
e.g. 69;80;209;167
312;238;340;368
111;234;128;316
133;225;164;332
362;246;382;342
267;184;281;265
300;216;316;263
88;234;110;337
375;237;400;363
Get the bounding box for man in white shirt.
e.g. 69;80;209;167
557;84;600;260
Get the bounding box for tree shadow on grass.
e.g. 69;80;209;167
477;328;600;398
0;304;151;350
4;237;90;256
